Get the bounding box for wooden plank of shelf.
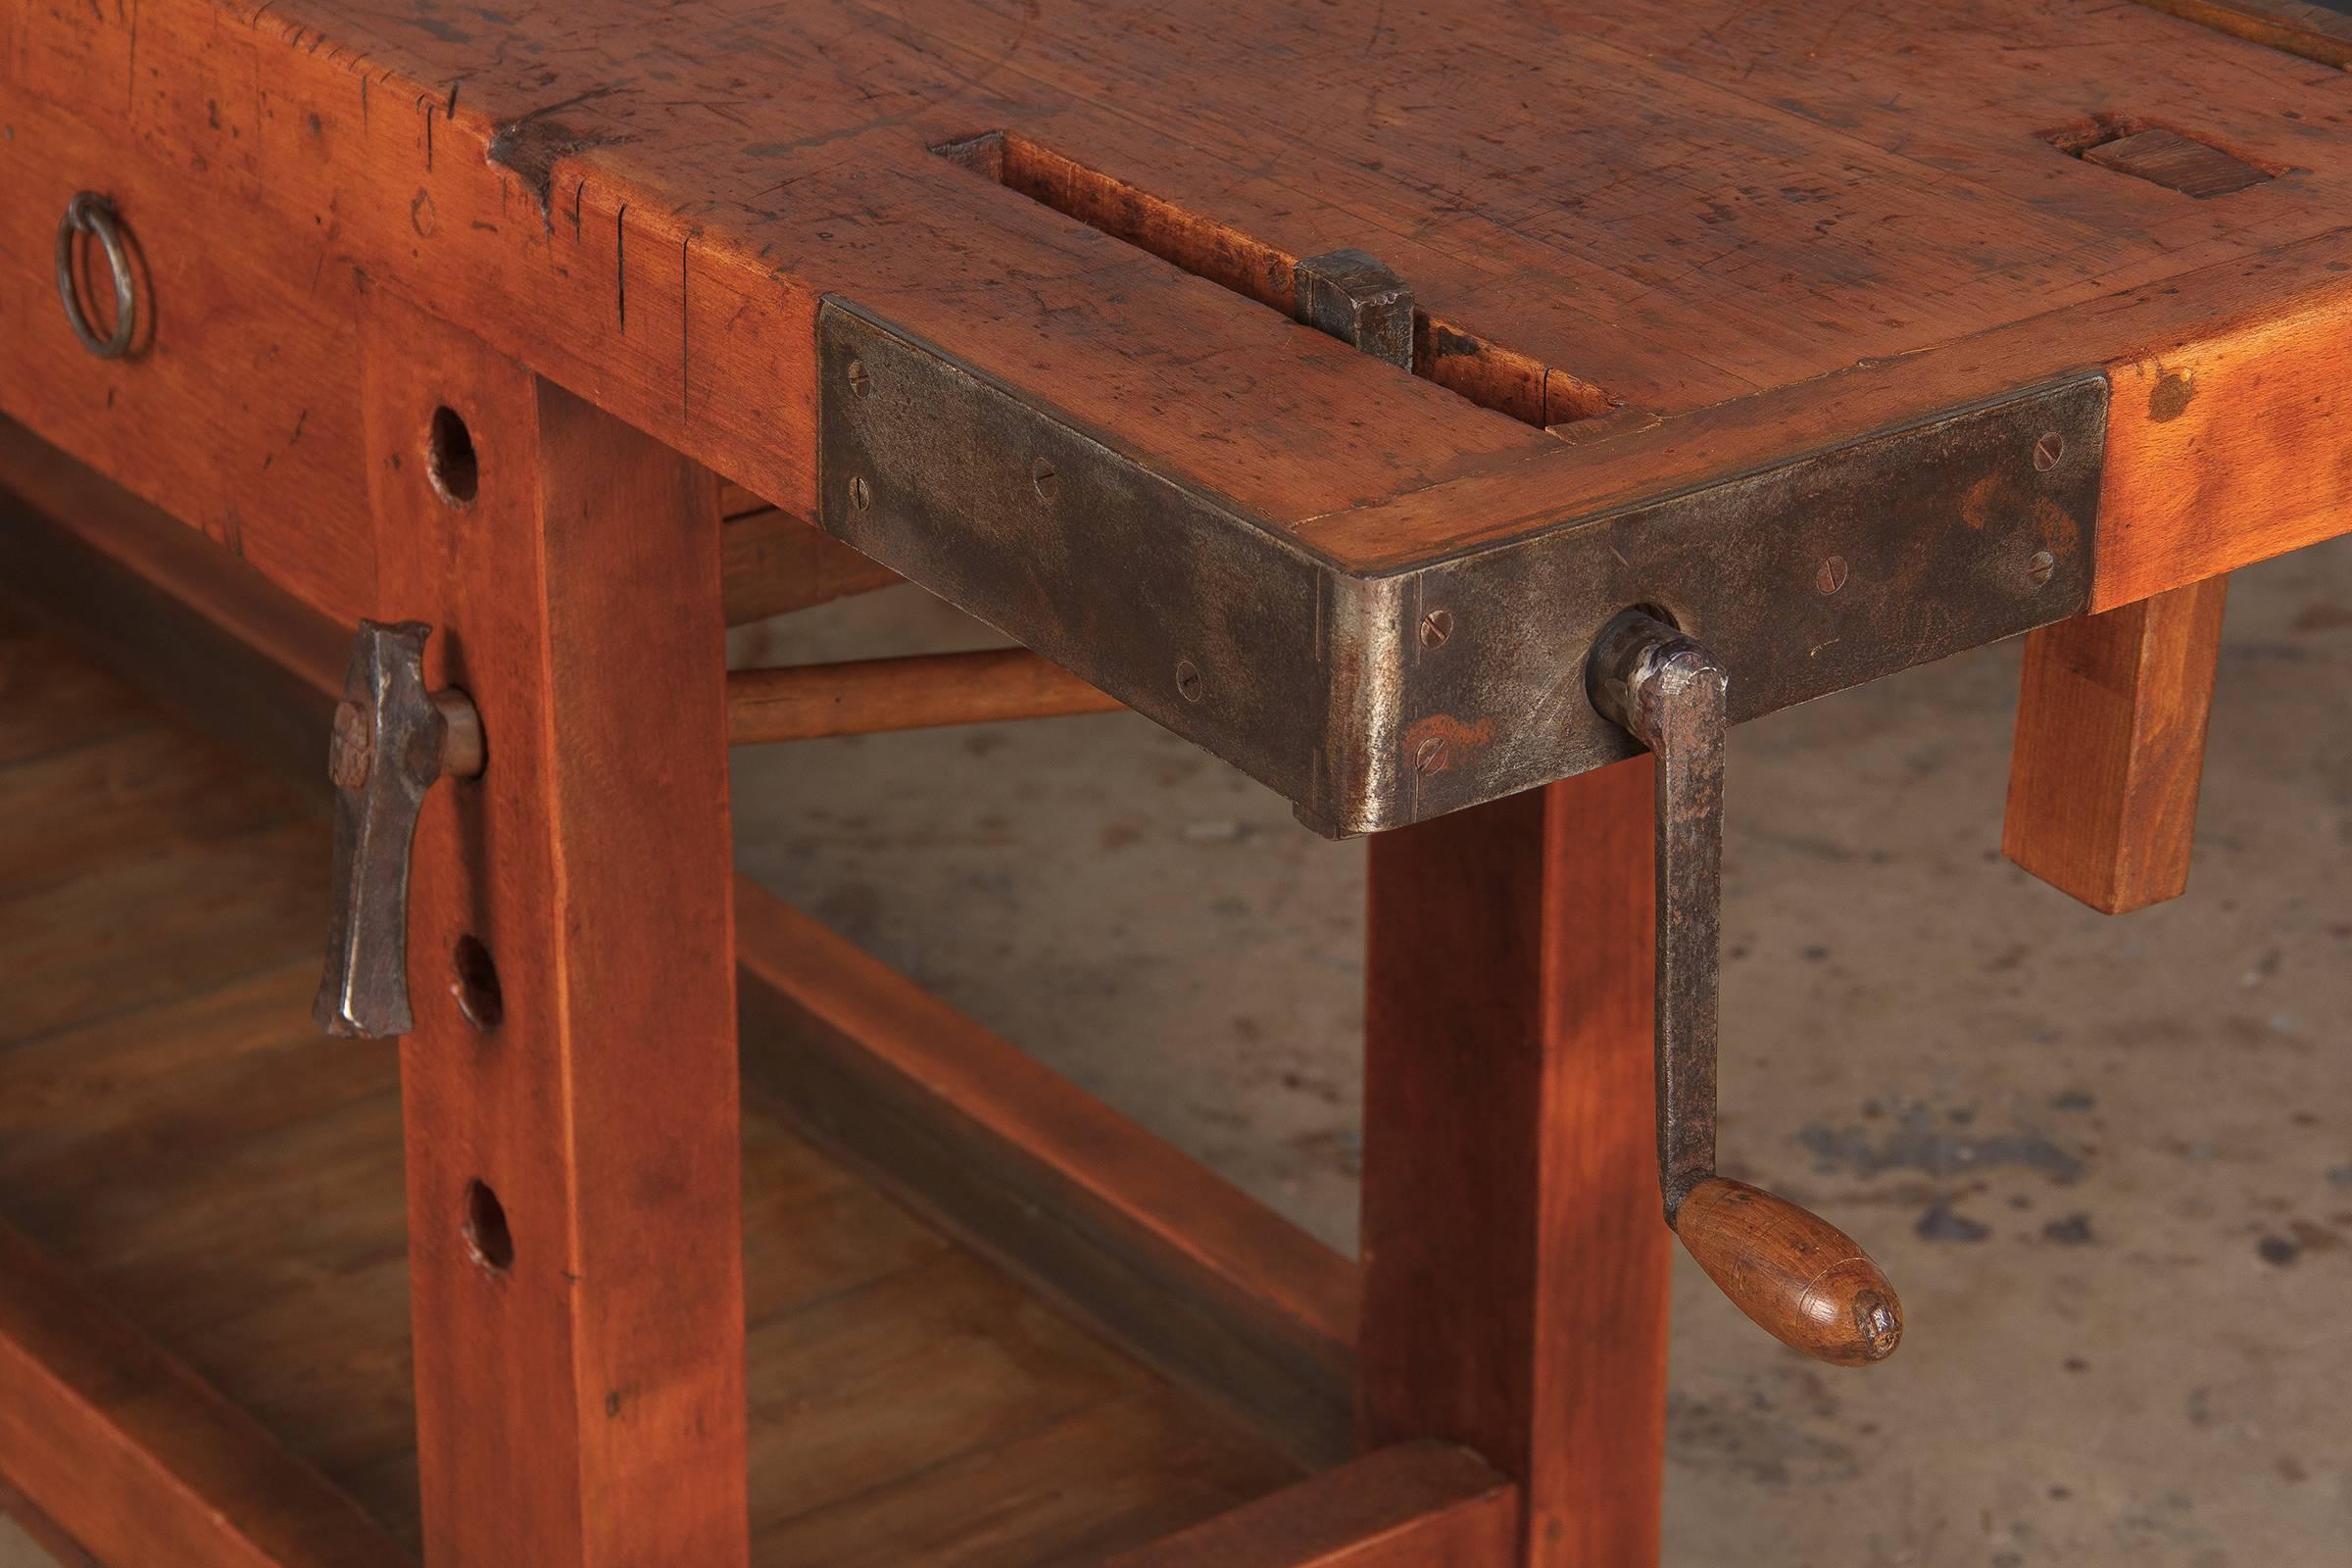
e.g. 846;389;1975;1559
8;2;1549;593
0;419;1360;1472
735;883;1360;1468
2080;128;2272;199
0;1221;414;1568
0;605;1301;1562
2003;576;2231;913
1358;762;1672;1567
360;295;750;1567
1100;1443;1517;1568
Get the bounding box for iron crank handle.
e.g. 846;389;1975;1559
312;621;484;1039
1587;612;1902;1367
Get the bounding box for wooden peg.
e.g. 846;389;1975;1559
2003;574;2230;913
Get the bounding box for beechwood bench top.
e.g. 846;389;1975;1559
6;0;2351;830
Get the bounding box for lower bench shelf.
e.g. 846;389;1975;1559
0;610;1304;1566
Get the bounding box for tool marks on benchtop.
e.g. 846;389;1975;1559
234;0;2352;405
17;0;2352;570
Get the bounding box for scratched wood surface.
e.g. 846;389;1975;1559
6;0;2352;626
0;606;1300;1565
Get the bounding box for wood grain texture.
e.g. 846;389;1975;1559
1359;761;1671;1567
10;0;2352;609
2096;289;2352;610
2004;575;2231;913
721;507;902;624
0;88;374;626
737;879;1360;1466
0;516;1301;1568
2081;129;2273;199
1672;1180;1903;1367
361;294;749;1568
0;1220;413;1568
1101;1444;1518;1568
5;0;1551;558
0;1477;104;1568
727;648;1122;744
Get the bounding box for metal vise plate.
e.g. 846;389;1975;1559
817;298;2104;836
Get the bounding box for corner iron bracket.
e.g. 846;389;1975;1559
815;296;2104;836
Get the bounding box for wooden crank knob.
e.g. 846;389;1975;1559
1672;1178;1902;1366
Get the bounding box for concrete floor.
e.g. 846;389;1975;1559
6;539;2342;1566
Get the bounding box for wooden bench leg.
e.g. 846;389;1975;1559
1359;760;1671;1567
363;296;749;1566
2003;574;2230;913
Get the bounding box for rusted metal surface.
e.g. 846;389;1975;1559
1587;612;1722;1218
1294;248;1415;370
818;297;2104;836
313;619;482;1039
1397;376;2105;824
818;299;1340;814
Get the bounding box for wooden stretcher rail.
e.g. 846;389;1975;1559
726;648;1125;744
1099;1444;1518;1567
0;419;1361;1471
736;882;1359;1465
0;1220;414;1568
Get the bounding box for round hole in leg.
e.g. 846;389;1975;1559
425;406;479;505
451;935;504;1031
464;1180;514;1272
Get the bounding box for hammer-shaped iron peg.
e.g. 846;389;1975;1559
1588;611;1902;1367
313;620;484;1039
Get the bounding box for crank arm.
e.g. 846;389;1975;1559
1589;611;1902;1366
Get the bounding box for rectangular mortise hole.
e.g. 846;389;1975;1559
935;130;1615;429
2042;115;2277;198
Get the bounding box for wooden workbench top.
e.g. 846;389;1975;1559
11;0;2346;521
6;0;2350;827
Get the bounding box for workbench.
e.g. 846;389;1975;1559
2;0;2347;1563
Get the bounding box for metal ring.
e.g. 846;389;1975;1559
55;192;136;361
